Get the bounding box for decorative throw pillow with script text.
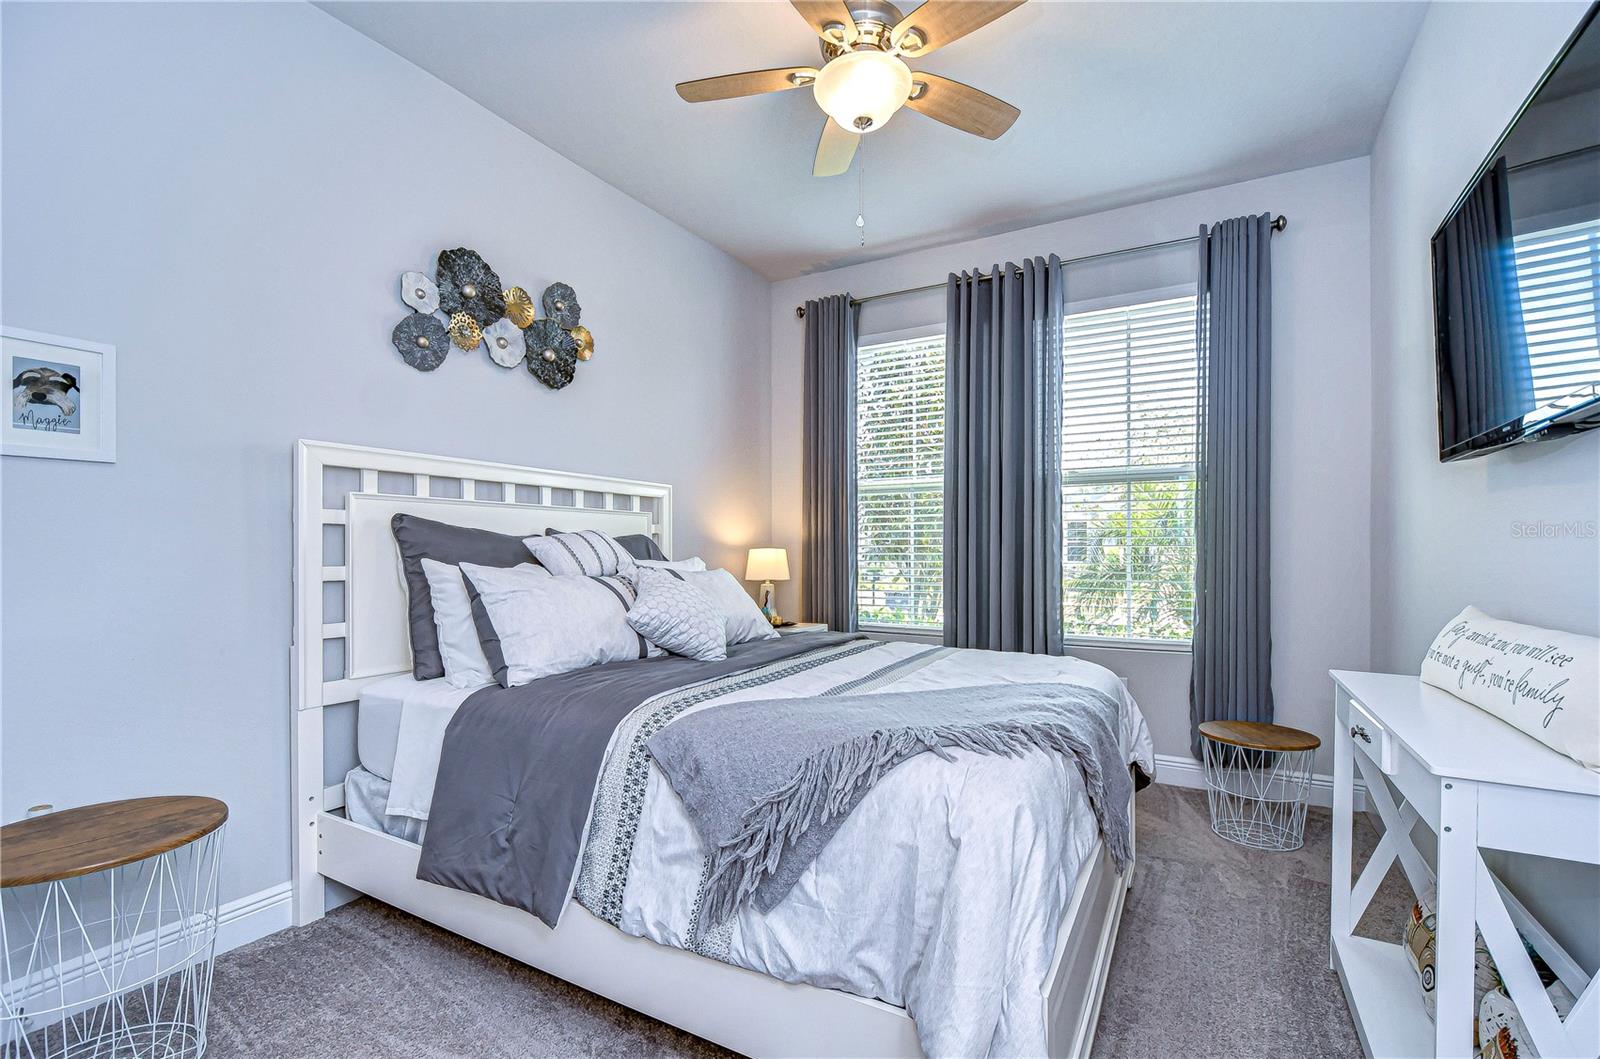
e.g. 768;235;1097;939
1420;605;1598;770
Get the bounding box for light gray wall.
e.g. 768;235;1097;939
0;1;772;905
1370;1;1599;668
1368;0;1599;972
769;158;1375;774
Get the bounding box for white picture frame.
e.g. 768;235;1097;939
3;326;116;463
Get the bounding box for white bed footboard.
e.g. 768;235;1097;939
314;797;1132;1059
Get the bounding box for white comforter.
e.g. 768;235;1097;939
373;639;1153;1057
590;641;1153;1058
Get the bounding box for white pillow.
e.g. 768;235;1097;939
1420;605;1599;769
638;556;708;573
420;558;518;690
628;569;727;661
459;561;656;687
680;568;779;645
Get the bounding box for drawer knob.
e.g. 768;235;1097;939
1350;724;1372;744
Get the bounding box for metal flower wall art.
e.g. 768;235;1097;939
390;248;591;390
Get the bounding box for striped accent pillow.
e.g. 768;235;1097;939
523;529;640;581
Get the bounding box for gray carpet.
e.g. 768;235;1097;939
207;786;1408;1058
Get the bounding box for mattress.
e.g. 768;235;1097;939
356;674;473;800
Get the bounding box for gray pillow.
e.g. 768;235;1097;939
391;513;540;680
627;569;727;661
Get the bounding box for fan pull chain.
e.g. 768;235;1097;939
856;139;867;247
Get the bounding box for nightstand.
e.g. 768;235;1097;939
775;622;828;635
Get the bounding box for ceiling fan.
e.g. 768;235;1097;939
675;0;1025;177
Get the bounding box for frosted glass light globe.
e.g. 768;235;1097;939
812;51;913;134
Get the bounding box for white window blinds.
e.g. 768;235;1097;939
856;334;945;629
1061;294;1198;642
1513;218;1600;418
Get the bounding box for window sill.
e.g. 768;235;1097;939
1064;636;1192;655
857;625;1193;654
859;623;944;644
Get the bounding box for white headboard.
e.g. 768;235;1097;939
291;439;672;712
290;440;670;922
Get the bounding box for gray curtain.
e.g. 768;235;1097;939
943;256;1064;654
802;294;859;632
1434;158;1534;448
1190;214;1273;758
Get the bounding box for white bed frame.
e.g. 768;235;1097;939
291;439;1132;1059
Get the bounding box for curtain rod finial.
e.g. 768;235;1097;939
1271;215;1287;232
796;305;807;319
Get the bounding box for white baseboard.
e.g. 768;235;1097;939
216;880;295;952
3;881;292;1036
1152;753;1367;811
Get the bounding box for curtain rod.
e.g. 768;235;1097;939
1505;142;1600;174
794;214;1287;319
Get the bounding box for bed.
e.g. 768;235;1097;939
291;440;1152;1059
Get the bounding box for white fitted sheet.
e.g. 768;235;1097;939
356;674;475;812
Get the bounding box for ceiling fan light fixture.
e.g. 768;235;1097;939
812;50;912;134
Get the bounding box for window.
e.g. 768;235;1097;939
1061;294;1198;643
1065;519;1091;565
1513;219;1600;419
856;333;944;629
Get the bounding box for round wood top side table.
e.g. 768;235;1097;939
1;797;227;1059
1198;720;1321;852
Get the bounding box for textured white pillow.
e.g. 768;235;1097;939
628;569;727;661
681;568;779;645
1420;605;1599;769
522;529;639;580
459;562;654;686
638;556;708;573
420;558;521;689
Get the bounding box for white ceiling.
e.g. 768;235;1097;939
320;1;1427;280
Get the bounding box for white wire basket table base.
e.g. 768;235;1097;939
1199;721;1320;852
2;801;225;1059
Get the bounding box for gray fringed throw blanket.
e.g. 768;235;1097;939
646;681;1132;927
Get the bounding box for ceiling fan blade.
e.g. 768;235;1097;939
814;118;859;177
904;73;1019;139
891;0;1026;57
676;67;818;103
791;0;858;45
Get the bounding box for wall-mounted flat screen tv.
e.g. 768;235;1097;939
1432;3;1600;461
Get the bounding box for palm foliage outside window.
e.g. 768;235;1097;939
856;334;945;629
852;292;1200;642
1061;295;1199;642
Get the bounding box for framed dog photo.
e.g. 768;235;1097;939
3;327;116;463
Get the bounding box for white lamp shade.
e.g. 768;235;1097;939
812;51;913;133
745;547;791;582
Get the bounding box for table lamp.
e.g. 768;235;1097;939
744;547;790;625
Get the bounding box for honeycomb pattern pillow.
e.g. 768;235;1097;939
628;569;726;661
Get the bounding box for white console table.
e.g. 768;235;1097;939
1329;671;1600;1059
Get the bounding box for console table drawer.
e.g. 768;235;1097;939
1346;696;1395;774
